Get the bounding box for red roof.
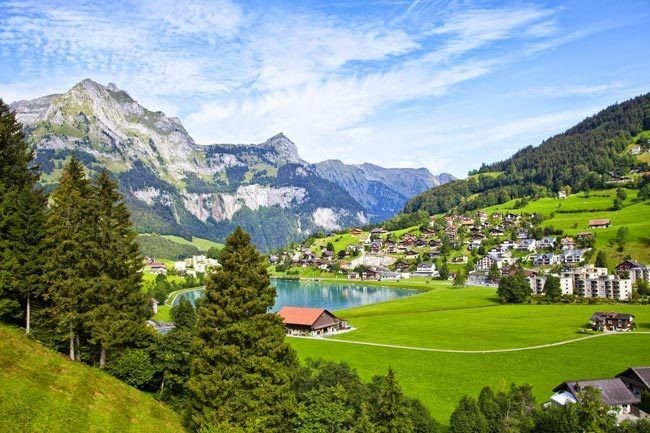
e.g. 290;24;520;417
278;306;333;326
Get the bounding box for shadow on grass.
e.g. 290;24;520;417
635;322;650;330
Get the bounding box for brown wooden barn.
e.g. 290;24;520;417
278;306;348;336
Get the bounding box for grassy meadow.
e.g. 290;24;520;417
0;324;185;433
289;286;650;428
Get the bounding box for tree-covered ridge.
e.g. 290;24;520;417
405;93;650;215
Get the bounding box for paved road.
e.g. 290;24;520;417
290;331;650;354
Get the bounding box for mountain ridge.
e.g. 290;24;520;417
9;78;451;251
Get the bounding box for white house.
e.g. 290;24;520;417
413;262;439;277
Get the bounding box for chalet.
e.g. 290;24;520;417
516;238;537;252
500;240;516;251
413;262;438;277
533;253;559;266
370;228;387;239
278;307;348;336
617;260;650;283
616;367;650;398
394;261;410;273
588;219;611;229
452;256;468;264
549;379;639;414
517;229;529;239
404;250;419;257
589;312;635;332
490;228;505;237
414;239;427;248
538;236;556;249
347;272;359;280
146;261;168;275
428;239;442;248
362;269;380;280
562;249;585;264
350;228;364;237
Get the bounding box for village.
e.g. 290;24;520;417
271;210;650;302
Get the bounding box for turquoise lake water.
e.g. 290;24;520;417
172;279;416;311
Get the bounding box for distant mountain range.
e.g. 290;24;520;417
10;79;452;251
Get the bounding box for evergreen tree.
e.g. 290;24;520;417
488;261;501;283
594;250;609;269
453;270;467;287
186;227;298;432
439;261;449;280
0;98;47;333
372;369;414;433
44;157;96;360
449;396;488;433
85;171;149;368
543;276;562;302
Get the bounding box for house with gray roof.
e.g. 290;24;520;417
550;378;640;415
617;367;650;399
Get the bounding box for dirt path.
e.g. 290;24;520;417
290;331;650;354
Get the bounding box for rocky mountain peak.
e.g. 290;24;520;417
261;132;302;165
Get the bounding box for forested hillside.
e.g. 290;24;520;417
405;93;650;215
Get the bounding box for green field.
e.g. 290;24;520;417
290;286;650;428
0;324;185;433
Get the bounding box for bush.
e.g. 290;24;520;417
108;349;156;389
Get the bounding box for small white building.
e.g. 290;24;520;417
413;262;439;277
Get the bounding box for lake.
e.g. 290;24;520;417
171;279;417;311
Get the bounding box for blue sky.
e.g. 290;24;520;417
1;0;649;177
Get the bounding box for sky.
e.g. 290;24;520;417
1;0;649;178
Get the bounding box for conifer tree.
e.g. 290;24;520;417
44;157;96;360
0;98;47;333
186;226;298;432
86;171;149;367
372;369;414;433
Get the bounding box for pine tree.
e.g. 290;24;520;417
85;171;149;368
0;98;47;333
44;157;97;360
449;396;488;433
372;369;414;433
186;227;298;432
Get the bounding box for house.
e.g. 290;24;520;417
589;219;611;228
562;249;585;264
350;228;364;237
278;306;348;336
517;229;529;239
538;236;556;249
549;379;640;415
617;260;650;283
413;262;439;277
589;312;635;332
146;261;167;275
452;256;468;264
557;190;567;199
533;253;559;266
347;272;359;280
394;261;410;273
379;271;402;281
616;367;650;398
631;145;642;155
516;238;537;252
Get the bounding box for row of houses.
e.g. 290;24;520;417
348;262;440;281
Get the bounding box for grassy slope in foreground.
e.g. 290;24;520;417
0;324;185;433
289;286;650;428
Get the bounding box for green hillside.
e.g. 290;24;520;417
136;234;223;260
483;188;650;263
0;324;185;433
405;92;650;215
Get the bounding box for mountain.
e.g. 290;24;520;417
404;93;650;216
9;79;450;251
315;160;453;222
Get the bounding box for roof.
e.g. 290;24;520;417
554;378;640;405
618;367;650;390
589;219;611;226
278;307;336;326
590;312;635;321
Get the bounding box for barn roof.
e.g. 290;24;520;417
278;306;337;326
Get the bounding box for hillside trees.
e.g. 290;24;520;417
186;226;298;432
44;159;148;363
0;98;48;333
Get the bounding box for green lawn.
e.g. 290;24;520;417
0;324;185;433
290;286;650;428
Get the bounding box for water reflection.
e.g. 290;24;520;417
172;280;416;311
